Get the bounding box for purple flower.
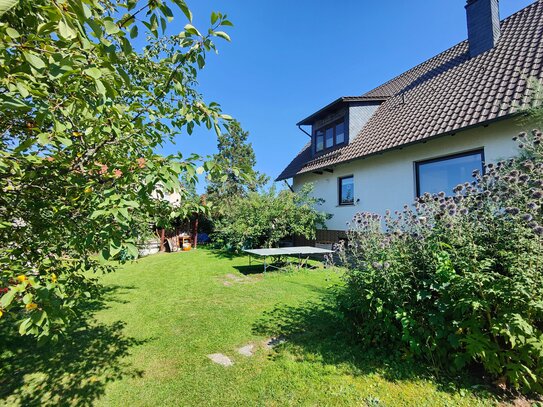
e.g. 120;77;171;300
505;207;520;215
522;213;533;222
533;226;543;236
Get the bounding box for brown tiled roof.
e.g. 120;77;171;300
276;0;543;181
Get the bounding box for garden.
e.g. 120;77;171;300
0;249;509;406
1;0;543;405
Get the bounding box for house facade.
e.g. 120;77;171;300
276;0;543;242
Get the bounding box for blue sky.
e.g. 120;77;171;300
157;0;534;191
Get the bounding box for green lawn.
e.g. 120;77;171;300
1;249;498;406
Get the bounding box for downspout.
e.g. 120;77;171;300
283;180;294;193
287;125;309;193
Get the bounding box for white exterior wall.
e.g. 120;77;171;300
292;119;523;231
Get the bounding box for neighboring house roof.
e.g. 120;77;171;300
276;0;543;181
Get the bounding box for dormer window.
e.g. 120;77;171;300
314;119;346;154
315;129;324;152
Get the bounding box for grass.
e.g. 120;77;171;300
0;248;499;406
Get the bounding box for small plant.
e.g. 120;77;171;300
338;129;543;394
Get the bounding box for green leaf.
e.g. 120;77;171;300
0;94;29;109
37;132;50;146
210;11;218;25
162;5;174;22
56;136;72;147
103;19;120;35
125;243;139;259
184;23;200;36
16;82;29;98
0;289;16;308
58;20;76;39
173;0;192;22
82;4;91;19
19;318;32;335
129;24;138;39
94;78;106;96
5;27;19;38
23;52;46;70
0;0;18;17
213;31;231;42
84;67;102;79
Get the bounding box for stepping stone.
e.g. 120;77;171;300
207;353;233;367
263;336;286;350
237;344;255;357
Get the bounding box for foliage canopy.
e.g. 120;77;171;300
213;185;330;251
206;119;267;205
0;0;233;339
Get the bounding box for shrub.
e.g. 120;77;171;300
338;130;543;394
212;184;330;251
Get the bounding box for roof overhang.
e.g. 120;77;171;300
296;96;389;126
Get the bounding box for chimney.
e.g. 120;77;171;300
465;0;501;58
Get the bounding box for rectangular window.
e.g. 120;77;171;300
339;175;354;205
325;127;334;148
335;122;345;145
315;130;324;152
415;149;484;196
313;118;346;154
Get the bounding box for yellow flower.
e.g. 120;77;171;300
0;310;3;319
84;186;92;194
26;302;38;311
51;273;57;283
16;275;27;283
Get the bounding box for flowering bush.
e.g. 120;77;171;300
338;130;543;394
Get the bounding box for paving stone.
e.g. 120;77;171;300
237;344;255;357
263;336;286;350
207;353;233;367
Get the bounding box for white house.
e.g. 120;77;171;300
276;0;543;243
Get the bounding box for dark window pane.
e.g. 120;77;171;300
315;131;324;152
339;176;354;205
336;122;345;144
325;127;334;148
417;151;483;196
